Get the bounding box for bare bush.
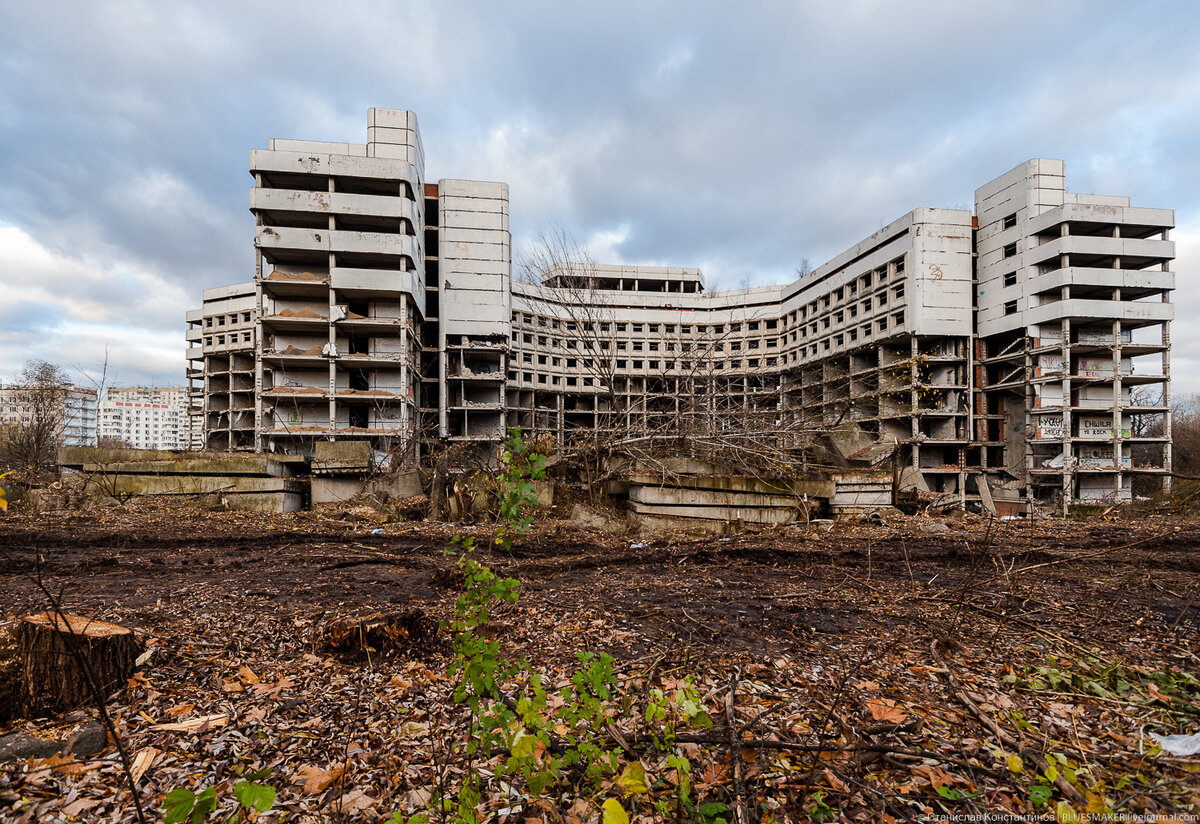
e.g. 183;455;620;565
1172;393;1200;476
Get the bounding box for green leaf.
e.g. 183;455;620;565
602;799;629;824
511;730;537;760
190;786;217;822
162;788;195;824
697;801;729;820
615;760;649;796
233;780;276;812
1007;753;1024;774
935;785;962;801
1029;784;1053;807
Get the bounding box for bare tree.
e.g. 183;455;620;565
74;343;115;446
1171;393;1200;476
0;360;75;474
514;232;859;496
518;228;625;433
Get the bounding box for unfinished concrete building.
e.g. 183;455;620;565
188;109;1175;511
186;282;256;450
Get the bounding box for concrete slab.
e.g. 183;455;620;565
80;457;298;477
85;474;304;497
628;500;798;524
60;447;177;467
626;473;833;498
630;486;804;509
371;470;423;500
312;477;365;504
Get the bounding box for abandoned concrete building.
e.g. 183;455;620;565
186;108;1175;512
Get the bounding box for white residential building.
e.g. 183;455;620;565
99;387;192;451
0;385;97;447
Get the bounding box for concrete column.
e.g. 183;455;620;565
1024;339;1035;512
1061;317;1073;515
1163;314;1173;494
328;177;337;439
910;336;920;473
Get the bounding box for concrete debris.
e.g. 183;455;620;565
569;503;627;535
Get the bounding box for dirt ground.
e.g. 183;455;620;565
1;501;1198;822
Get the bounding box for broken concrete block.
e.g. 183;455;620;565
569;503;626;534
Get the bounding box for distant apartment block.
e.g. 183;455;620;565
0;384;98;447
189;109;1175;512
99;386;192;451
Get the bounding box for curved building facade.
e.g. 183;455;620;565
188;110;1175;512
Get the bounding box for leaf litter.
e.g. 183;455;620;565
0;498;1198;820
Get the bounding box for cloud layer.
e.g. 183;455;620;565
2;0;1198;392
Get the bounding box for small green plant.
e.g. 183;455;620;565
1004;655;1199;704
494;427;547;551
807;789;838;822
161;773;275;823
429;429;715;822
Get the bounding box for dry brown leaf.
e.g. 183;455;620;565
237;665;260;684
336;788;376;813
866;698;907;724
824;768;849;793
42;753;89;775
294;762;347;795
1047;701;1077;718
242;707;268;723
253;674;294;697
166;702;196;718
911;764;960;790
1147;683;1173;703
61;797;101;817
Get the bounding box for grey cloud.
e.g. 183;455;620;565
1;0;1198;387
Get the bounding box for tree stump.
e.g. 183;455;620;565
318;610;433;658
17;612;142;717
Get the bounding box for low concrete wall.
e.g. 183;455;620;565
629;500;798;524
312;470;424;504
312;477;364;504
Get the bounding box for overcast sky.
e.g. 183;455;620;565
2;0;1199;395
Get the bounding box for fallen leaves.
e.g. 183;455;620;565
151;712;229;732
613;760;649;796
293;762;346;795
2;502;1199;822
866;697;906;724
129;747;160;783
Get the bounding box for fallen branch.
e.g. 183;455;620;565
931;638;1086;805
725;674;750;824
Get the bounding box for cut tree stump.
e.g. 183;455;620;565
318;610;433;658
17;612;142;717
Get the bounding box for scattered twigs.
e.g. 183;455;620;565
931;638;1086;806
976;529;1174;586
18;556;149;824
724;672;750;824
